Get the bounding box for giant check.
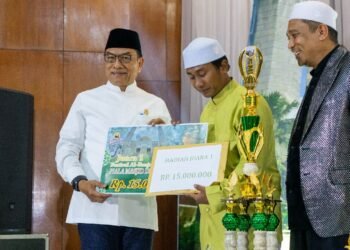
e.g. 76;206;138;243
98;123;208;194
145;142;228;196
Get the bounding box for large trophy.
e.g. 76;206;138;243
222;46;280;250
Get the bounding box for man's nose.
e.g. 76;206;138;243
288;39;294;50
113;58;124;67
194;79;204;89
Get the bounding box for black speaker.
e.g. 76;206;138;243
0;88;34;234
0;234;48;250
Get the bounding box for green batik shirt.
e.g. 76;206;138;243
199;79;282;250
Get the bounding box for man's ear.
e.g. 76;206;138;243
138;57;145;71
318;24;329;41
220;59;230;72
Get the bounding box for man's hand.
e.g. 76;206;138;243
148;118;180;126
148;118;165;126
186;184;209;204
78;180;112;203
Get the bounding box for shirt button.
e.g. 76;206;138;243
206;208;210;213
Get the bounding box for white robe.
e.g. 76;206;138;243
55;81;171;230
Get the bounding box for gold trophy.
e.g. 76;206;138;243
236;46;264;207
221;46;266;250
238;46;266;250
222;46;280;250
237;46;264;176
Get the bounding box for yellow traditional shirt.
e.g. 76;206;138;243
199;79;282;250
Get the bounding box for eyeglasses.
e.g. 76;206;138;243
104;52;133;64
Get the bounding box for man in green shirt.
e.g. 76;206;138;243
182;37;281;249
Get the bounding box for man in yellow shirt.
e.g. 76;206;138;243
182;37;281;249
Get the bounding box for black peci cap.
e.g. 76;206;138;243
105;28;142;56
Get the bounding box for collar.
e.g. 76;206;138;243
106;81;138;93
210;79;237;105
310;45;339;77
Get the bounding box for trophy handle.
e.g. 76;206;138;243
238;46;263;89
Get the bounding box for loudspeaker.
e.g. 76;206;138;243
0;88;34;234
0;234;49;250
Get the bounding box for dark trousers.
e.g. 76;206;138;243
78;223;154;250
290;228;349;250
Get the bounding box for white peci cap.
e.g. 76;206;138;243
183;37;226;69
289;1;337;30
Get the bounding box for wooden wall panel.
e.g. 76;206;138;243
154;196;178;250
0;0;63;50
130;0;167;81
61;185;80;250
0;50;63;250
64;0;129;52
166;0;182;81
63;52;106;114
64;0;168;80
